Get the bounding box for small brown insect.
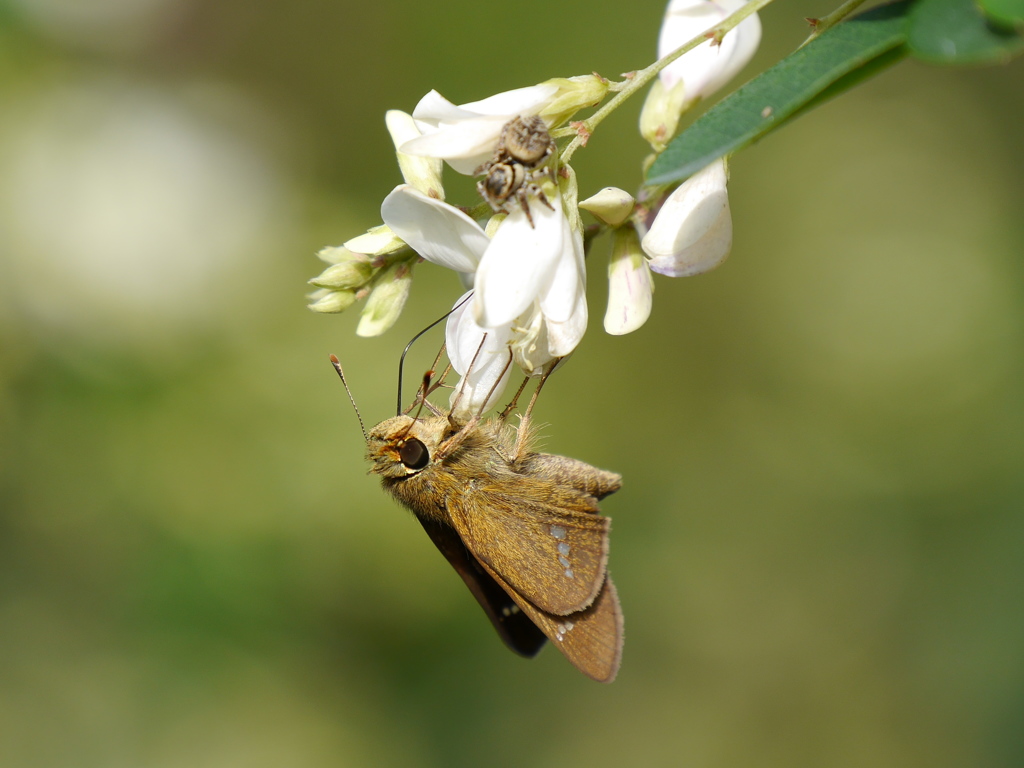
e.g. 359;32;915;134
331;355;623;682
367;411;623;682
475;115;556;228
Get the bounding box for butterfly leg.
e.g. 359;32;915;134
511;358;560;460
499;376;532;422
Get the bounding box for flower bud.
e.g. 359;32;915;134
641;0;762;150
345;225;406;257
385;110;444;199
641;158;731;277
356;262;413;337
639;78;688;151
604;226;653;335
308;288;357;314
537;75;610;126
316;245;351;264
658;0;761;99
579;187;636;227
308;258;373;290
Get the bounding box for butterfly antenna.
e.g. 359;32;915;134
397;293;473;416
412;371;433;420
329;355;368;443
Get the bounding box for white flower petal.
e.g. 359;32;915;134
659;0;762;99
473;199;565;328
546;288;588;358
459;83;559;117
404;85;560;175
399;116;508;175
446;293;514;419
642;159;732;276
539;212;583;324
385;110;443;198
411;90;476;123
604;227;653;335
381;185;488;273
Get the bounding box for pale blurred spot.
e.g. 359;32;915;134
0;78;292;347
9;0;187;53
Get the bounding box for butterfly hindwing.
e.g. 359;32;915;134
475;557;623;683
520;454;622;501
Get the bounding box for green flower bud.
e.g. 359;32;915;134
604;225;652;335
639;78;689;152
356;262;413;337
316;245;353;264
538;75;609;127
579;187;636;227
309;258;374;290
345;225;406;257
308;288;357;314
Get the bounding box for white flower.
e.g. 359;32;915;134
445;290;515;419
604;226;653;335
380;184;587;416
658;0;761;98
640;0;762;148
641;158;731;276
399;84;559;174
473;187;583;330
380;185;488;276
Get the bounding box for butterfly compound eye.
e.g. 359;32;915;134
399;438;429;470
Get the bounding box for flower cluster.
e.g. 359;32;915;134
310;0;761;417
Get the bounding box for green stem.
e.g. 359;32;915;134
800;0;869;46
559;0;778;165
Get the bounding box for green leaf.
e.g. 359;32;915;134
979;0;1024;28
646;1;912;186
978;0;1024;28
908;0;1024;63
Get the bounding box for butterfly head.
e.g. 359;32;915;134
366;414;449;479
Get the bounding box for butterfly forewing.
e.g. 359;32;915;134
448;489;611;616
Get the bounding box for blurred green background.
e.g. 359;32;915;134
1;0;1022;766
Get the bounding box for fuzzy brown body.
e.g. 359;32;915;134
474;116;556;227
367;413;623;682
